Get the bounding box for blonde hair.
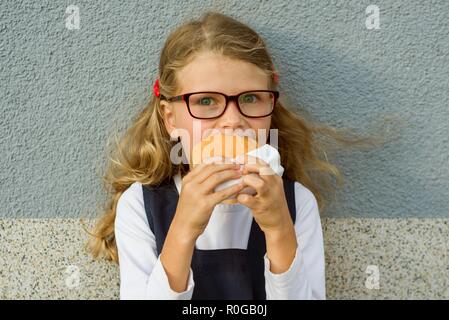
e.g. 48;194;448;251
87;11;375;263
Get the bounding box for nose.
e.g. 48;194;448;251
218;99;245;129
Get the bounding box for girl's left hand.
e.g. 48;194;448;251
236;156;292;233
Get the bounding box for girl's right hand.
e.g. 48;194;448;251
172;160;245;240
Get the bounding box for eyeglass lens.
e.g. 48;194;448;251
188;91;275;118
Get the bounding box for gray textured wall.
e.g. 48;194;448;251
1;0;448;218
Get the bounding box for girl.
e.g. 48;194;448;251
88;11;351;300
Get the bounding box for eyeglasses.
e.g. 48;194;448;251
160;90;279;119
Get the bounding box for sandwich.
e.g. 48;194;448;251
191;133;260;204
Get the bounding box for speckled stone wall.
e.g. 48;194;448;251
1;0;448;299
1;218;448;299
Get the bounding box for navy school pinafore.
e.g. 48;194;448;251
142;175;296;300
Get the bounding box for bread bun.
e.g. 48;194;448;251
191;134;259;205
191;134;258;166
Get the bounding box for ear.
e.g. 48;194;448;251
160;100;176;137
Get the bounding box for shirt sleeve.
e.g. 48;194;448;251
114;182;195;300
264;182;326;300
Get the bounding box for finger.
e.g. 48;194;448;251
183;162;212;182
236;192;257;208
241;173;267;197
241;155;275;176
202;169;243;193
187;156;225;177
243;165;275;176
242;161;275;177
210;180;246;204
195;162;241;184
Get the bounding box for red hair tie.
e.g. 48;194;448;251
271;64;279;84
153;79;160;98
273;72;279;84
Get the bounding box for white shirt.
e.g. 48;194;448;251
115;172;326;300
